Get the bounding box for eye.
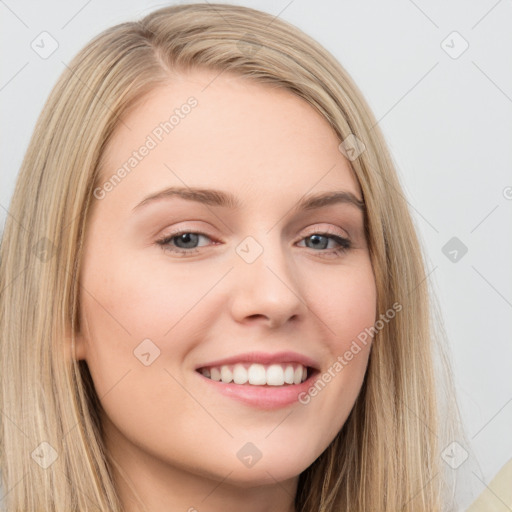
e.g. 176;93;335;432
297;233;351;256
155;229;351;257
156;231;215;255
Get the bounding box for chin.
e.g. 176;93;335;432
208;453;316;488
221;467;301;488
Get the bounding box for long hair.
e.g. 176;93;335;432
0;3;464;510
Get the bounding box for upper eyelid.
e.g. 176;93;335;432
160;226;350;240
161;220;350;237
300;224;349;237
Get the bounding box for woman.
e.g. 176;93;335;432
0;3;468;511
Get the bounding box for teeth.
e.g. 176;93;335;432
200;363;309;386
266;364;285;386
233;363;248;384
248;364;266;385
220;366;233;384
284;365;295;384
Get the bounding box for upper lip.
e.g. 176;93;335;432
195;351;320;371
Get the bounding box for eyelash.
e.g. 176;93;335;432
155;228;351;258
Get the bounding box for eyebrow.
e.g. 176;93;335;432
132;186;365;213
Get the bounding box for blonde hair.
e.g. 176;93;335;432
0;3;464;510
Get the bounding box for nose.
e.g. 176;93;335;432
229;236;307;328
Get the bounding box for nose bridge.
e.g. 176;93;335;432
229;230;305;325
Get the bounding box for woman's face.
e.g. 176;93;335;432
77;69;376;500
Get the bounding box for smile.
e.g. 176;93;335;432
197;362;309;386
194;351;320;408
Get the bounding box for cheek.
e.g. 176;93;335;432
78;242;230;406
80;241;214;339
295;259;376;436
306;257;377;346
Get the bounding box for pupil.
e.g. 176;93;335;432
307;234;327;250
176;233;198;248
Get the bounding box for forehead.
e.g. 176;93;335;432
96;69;361;210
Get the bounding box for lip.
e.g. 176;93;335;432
194;351;321;410
196;368;320;409
194;351;320;371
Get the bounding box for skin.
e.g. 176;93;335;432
75;69;377;512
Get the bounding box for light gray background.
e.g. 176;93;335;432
1;0;511;506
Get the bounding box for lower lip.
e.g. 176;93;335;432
196;371;319;409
